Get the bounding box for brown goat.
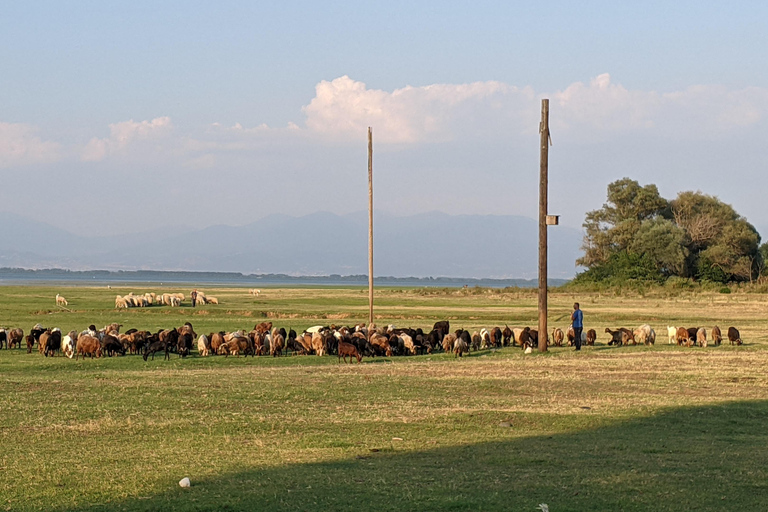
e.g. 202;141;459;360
711;325;722;346
727;327;742;345
370;333;392;356
76;335;102;360
338;339;362;363
586;329;597;346
551;327;564;347
9;328;23;349
676;327;691;347
270;329;284;357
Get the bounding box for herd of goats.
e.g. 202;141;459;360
0;317;744;362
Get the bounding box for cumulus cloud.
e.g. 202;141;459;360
0;122;61;168
301;74;768;144
82;116;173;161
302;75;537;143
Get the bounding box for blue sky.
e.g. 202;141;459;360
1;1;767;239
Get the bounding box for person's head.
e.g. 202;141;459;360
573;303;580;310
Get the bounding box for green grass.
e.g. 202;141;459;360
1;285;767;511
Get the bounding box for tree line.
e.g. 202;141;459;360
575;178;766;284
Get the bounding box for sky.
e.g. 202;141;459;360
2;1;767;239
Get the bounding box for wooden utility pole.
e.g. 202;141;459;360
538;99;549;352
368;127;374;326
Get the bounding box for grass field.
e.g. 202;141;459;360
1;285;767;511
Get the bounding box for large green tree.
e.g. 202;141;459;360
578;180;762;283
578;178;669;268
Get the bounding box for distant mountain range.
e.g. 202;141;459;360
0;211;584;279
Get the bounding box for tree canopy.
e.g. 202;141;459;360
576;178;763;283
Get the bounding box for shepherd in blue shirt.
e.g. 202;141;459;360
571;303;583;351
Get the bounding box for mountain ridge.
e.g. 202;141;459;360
0;211;584;278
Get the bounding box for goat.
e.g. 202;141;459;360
727;327;742;345
76;335;102;360
667;326;677;345
711;326;722;346
697;328;708;348
338;338;362;363
551;327;564;347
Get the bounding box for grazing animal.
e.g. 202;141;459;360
76;335;102;359
686;327;699;344
210;332;226;354
442;333;456;353
479;328;491;349
551;328;564;347
399;333;417;355
102;335;126;357
618;328;635;345
586;329;597;346
270;328;284;357
143;336;168;360
667;326;677;345
0;329;6;350
471;331;482;352
711;326;722;346
502;325;513;346
62;330;78;358
605;328;624;346
676;327;691;347
512;328;524;347
633;324;653;345
432;320;450;341
490;327;503;347
8;328;23;349
337;339;362;363
697;328;707;348
197;334;211;356
518;327;536;349
456;330;472;353
453;337;468;357
55;294;68;306
727;327;742;345
311;331;328;356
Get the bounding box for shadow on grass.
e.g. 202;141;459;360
54;401;768;512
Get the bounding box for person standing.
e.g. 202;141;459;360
571;303;583;351
191;289;198;308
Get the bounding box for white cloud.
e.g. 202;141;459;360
82;116;173;161
302;75;536;143
300;74;768;144
0;122;61;168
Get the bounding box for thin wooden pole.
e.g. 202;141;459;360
538;100;549;352
368;127;374;326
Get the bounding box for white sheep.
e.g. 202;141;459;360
55;294;68;306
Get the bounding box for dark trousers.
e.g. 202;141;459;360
574;327;583;349
192;298;196;307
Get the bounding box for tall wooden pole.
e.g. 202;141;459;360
368;127;374;326
538;100;549;352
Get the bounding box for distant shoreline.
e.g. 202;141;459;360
0;267;567;288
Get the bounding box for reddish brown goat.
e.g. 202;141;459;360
76;335;102;360
338;339;362;363
676;327;691;347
